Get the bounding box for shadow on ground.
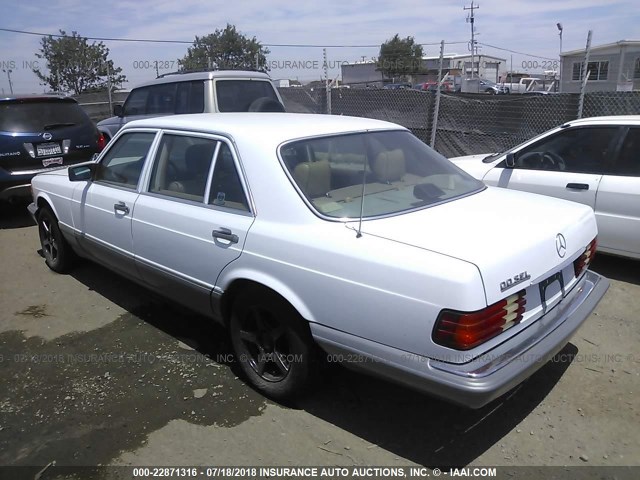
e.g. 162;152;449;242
591;253;640;286
0;201;35;229
2;254;582;472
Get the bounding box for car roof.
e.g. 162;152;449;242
0;94;76;103
565;115;640;126
133;70;274;88
124;113;406;145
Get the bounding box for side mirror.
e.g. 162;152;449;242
505;153;516;168
113;104;124;117
68;164;96;182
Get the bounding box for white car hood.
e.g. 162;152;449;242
358;186;597;305
450;153;499;179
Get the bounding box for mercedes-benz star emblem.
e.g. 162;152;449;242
556;233;567;258
42;132;52;141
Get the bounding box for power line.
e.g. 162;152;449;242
477;42;557;61
0;27;468;48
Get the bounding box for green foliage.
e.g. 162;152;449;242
179;24;269;72
377;34;425;79
33;30;126;95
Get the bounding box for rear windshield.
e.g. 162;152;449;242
280;130;484;219
215;79;278;112
0;100;90;133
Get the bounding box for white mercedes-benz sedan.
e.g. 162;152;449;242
450;116;640;259
28;113;608;408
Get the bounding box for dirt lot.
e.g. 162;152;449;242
0;202;638;475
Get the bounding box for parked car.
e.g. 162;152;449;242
383;83;412;90
450;116;640;259
461;78;509;95
97;70;285;141
415;81;455;93
28;113;608;408
0;95;105;203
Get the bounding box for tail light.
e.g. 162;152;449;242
96;133;107;152
574;237;597;278
433;291;527;350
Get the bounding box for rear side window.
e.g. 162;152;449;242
176;81;205;114
216;80;278;112
95;132;156;189
0;100;90;132
614;128;640;176
208;143;250;212
149;134;217;202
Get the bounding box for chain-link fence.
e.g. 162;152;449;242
280;89;640;158
77;87;640;159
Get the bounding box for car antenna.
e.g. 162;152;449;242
356;134;369;238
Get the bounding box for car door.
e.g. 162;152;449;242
132;132;254;316
594;126;640;257
483;126;622;210
74;130;158;279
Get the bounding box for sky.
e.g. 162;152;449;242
0;0;638;94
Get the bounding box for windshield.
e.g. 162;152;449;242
280;130;484;219
0;99;90;132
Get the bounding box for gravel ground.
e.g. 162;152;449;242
0;202;638;477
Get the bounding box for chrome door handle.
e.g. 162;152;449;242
114;201;130;215
212;227;239;244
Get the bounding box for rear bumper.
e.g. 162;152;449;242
312;270;609;408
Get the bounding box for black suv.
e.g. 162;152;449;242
0;95;105;202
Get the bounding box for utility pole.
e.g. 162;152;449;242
557;23;563;91
323;48;331;114
2;69;13;95
577;30;592;119
106;60;113;114
430;40;445;149
464;2;479;78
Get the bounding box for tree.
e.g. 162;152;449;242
33;30;126;95
179;24;269;72
377;34;424;80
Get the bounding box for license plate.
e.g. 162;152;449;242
42;157;63;167
37;142;62;157
539;271;565;314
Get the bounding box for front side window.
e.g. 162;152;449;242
280;130;483;219
215;80;279;112
123;87;149;116
149;134;217;202
95;132;156;188
508;127;619;174
146;83;178;114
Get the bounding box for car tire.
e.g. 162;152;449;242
229;287;316;400
37;206;75;273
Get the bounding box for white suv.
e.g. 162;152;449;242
98;70;284;140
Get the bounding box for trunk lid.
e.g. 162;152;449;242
359;186;597;305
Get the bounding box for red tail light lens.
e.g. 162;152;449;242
97;133;107;152
573;237;597;278
433;291;527;350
